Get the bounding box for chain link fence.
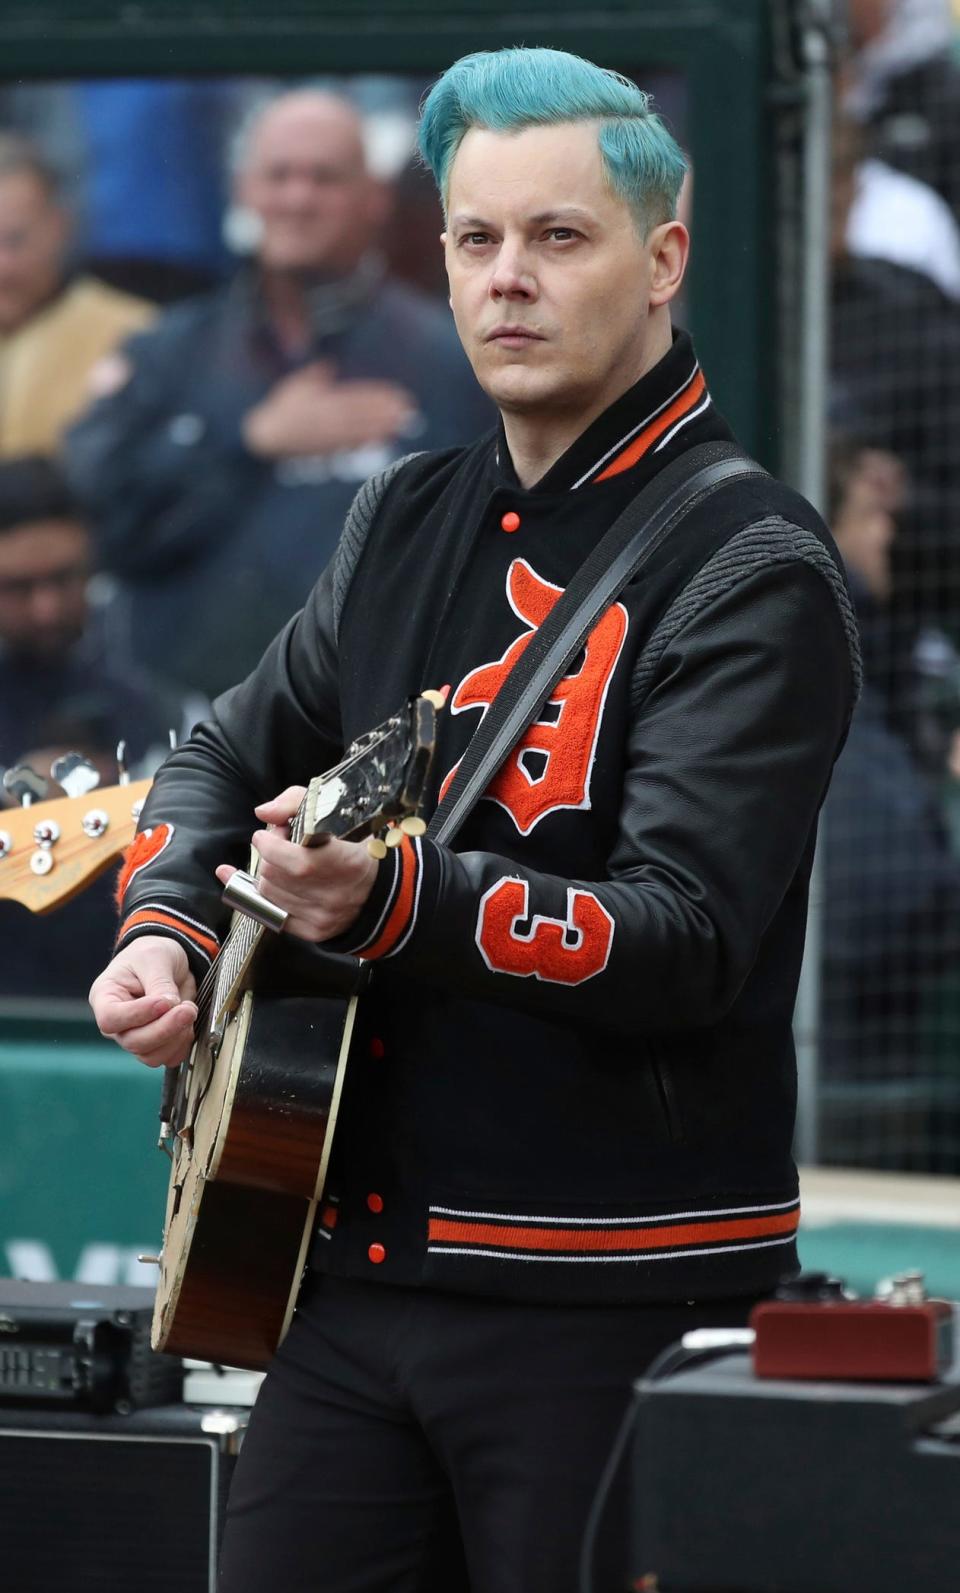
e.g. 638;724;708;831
810;3;960;1173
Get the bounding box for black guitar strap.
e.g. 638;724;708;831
427;441;766;848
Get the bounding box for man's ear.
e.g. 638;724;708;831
648;220;690;308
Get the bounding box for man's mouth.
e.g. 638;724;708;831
485;326;545;346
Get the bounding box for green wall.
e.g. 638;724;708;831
0;1017;167;1284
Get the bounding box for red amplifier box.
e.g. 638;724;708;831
751;1273;955;1382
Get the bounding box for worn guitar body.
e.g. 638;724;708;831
153;978;359;1370
148;696;436;1371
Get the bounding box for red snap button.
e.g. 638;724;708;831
369;1036;385;1059
368;1242;386;1264
366;1192;384;1214
500;510;521;534
321;1205;338;1229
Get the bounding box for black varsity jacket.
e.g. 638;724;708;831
115;331;861;1305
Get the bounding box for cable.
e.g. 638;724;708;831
577;1330;756;1593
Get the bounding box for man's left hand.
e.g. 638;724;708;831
215;786;379;942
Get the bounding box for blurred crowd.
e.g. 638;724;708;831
822;0;960;1168
1;11;959;1169
0;77;491;999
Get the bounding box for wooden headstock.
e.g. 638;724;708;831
0;779;152;914
301;694;437;850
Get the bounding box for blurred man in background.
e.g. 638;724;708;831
821;439;960;1169
0;456;194;780
0;456;198;999
845;0;960;219
0;134;154;457
65;89;492;699
829;107;960;646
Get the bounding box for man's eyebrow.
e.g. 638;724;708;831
529;207;596;225
448;207;597;229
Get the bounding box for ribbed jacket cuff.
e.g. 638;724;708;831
116;901;220;981
334;834;434;962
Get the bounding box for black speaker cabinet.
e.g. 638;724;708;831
631;1350;960;1593
0;1402;247;1592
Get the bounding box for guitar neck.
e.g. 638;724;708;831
209;912;266;1030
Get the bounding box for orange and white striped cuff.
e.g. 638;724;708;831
344;834;425;962
116;902;220;968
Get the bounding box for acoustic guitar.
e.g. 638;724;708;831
146;695;437;1370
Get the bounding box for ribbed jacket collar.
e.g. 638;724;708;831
494;327;714;495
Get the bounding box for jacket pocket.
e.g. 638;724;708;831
649;1050;685;1144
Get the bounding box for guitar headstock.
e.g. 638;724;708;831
302;695;438;847
0;778;152;914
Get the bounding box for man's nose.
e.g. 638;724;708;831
489;244;537;301
275;173;326;210
28;582;67;628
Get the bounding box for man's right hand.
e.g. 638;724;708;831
242;361;417;460
89;937;198;1069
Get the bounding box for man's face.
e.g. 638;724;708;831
848;0;892;49
443;122;684;422
237;97;386;277
0;520;89;662
0;173;68;335
832;449;903;604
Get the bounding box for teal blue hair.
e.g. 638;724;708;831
418;47;688;233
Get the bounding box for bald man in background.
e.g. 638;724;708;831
65;91;492;699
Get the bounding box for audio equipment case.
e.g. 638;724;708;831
630;1345;960;1593
0;1402;246;1592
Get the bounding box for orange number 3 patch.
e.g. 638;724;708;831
476;878;614;985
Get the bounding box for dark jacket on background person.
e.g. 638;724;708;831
0;617;201;1000
820;569;960;1079
830;254;960;630
0;617;195;775
63;263;493;699
868;53;960;221
110;332;860;1306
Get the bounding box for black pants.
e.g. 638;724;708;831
218;1272;757;1593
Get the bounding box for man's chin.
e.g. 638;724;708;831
481;367;566;414
8;635;78;666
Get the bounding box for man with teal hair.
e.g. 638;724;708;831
91;46;858;1591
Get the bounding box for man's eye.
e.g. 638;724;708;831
548;228;576;241
463;233;490;247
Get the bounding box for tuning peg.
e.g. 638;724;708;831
384;827;404;849
366;836;388;860
50;752;100;798
3;764;49;807
421;689;447;710
116;740;130;786
399;815;426;837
